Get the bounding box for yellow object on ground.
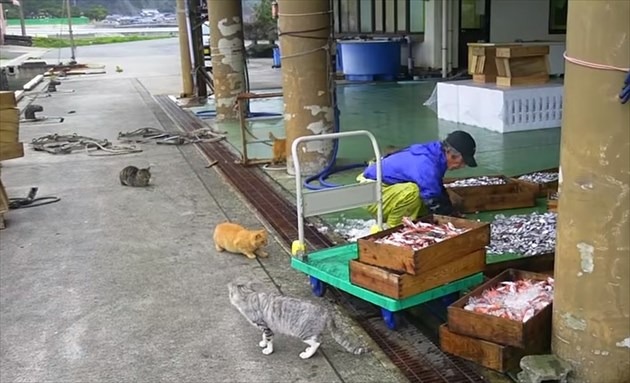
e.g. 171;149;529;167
357;173;428;228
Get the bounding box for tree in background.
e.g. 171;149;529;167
252;0;277;44
84;5;108;21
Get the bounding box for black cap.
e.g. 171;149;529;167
445;130;477;167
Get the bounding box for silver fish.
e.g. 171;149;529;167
517;172;558;184
486;212;557;256
445;176;507;188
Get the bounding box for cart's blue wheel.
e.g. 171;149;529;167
381;308;397;330
441;292;460;307
309;276;327;297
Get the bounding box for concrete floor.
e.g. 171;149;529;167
0;39;406;383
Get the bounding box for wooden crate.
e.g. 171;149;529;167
448;269;553;348
350;249;486;299
357;215;490;275
0;91;17;108
484;253;554;279
0;142;24;162
495;46;550;87
512;167;559;198
446;183;536;213
0;109;20;143
439;324;548;373
468;43;521;83
547;191;558;212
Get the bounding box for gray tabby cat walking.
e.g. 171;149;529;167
228;280;370;359
119;165;151;187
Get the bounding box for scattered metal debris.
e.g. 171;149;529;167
517;172;558;184
118;127;225;145
445;176;507;188
31;134;142;156
487;212;557;256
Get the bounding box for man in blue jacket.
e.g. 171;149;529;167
357;130;478;228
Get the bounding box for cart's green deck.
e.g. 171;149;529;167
291;243;484;311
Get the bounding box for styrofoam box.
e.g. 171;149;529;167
437;80;564;133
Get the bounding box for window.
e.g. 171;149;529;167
549;0;568;34
334;0;425;35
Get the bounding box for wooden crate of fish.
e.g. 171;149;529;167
512;167;559;198
547;191;558;212
439;323;548;373
445;179;536;213
447;269;553;348
350;249;486;299
357;215;490;275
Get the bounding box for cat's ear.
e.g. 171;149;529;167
255;232;263;240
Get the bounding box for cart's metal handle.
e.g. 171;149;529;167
291;130;383;257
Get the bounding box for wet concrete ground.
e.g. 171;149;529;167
0;39;406;383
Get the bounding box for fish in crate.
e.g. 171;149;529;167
464;277;554;322
373;216;470;250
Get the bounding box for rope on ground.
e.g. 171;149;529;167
31;134;141;156
117;127;226;145
9;187;61;210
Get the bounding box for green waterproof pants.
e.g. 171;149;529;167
356;173;428;228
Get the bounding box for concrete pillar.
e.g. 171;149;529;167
551;1;630;382
176;0;193;98
278;0;334;176
208;0;246;121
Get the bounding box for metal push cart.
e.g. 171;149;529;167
289;131;484;330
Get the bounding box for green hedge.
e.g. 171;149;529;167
5;17;90;26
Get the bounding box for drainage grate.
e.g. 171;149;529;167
153;95;485;383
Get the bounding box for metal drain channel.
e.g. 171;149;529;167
154;95;485;383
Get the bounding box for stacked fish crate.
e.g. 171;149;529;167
440;269;553;373
513;168;559;198
443;175;536;213
350;215;490;299
0;91;25;229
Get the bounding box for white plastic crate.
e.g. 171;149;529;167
437;80;564;133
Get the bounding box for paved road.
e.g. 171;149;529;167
39;37;282;95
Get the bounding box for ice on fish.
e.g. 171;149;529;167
517;171;559;184
373;216;469;251
330;218;377;242
445;176;507;188
486;212;557;256
464;277;554;322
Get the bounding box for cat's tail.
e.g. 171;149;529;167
327;314;370;355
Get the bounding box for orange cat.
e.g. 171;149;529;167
213;222;269;259
268;132;287;165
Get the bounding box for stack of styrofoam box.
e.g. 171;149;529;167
436;80;564;133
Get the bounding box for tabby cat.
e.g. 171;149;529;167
268;132;287;165
228;280;370;359
119;165;151;187
213;222;269;259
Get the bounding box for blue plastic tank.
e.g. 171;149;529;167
272;45;281;68
338;40;401;81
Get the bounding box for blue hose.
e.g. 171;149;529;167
303;86;368;191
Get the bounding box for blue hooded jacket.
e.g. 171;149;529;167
363;141;447;201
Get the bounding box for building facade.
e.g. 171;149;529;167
333;0;568;72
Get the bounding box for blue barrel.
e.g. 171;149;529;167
335;43;343;72
272;46;281;68
338;40;401;81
